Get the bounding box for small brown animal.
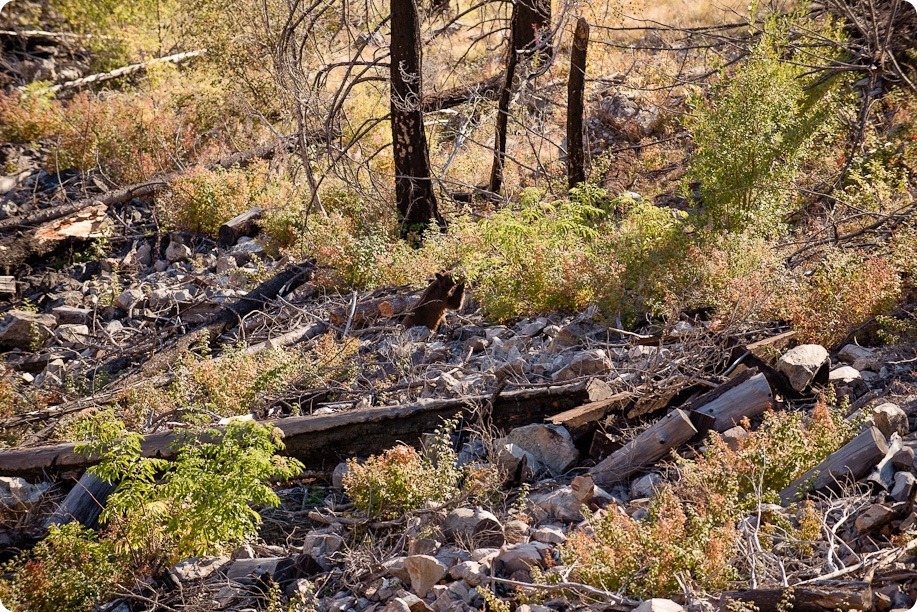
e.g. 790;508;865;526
403;272;465;331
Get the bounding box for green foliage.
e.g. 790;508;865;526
563;402;855;598
75;418;304;569
684;19;845;232
343;418;462;519
0;87;59;145
0;523;128;612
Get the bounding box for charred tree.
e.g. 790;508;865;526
566;17;589;189
488;0;553;195
391;0;444;238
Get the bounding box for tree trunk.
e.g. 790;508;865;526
488;0;552;195
391;0;443;237
566;18;589;189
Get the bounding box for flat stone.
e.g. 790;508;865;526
52;306;91;325
838;344;879;371
855;503;898;533
500;424;579;476
114;288;145;312
55;323;90;345
552;349;612;382
829;365;861;384
529;486;584;522
0;310;56;349
530;525;566;544
494;542;550;574
634;599;685;612
443;507;504;547
169;556;230;582
777;344;829;392
402;555;447;598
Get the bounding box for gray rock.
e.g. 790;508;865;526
629;473;662;499
838;344;879;371
56;323;90;345
503;519;530;544
500;424;579;476
530;525;566;544
891;471;916;502
494;542;550;573
443;507;504;547
52;306;91;325
0;476;50;507
402;555;448;598
165;240;192;263
114;288;145;312
448;560;488;586
552;349;612;382
169;555;230;582
0;310;56;349
634;599;685;612
231;239;266;265
829;365;861;384
495;443;542;480
302;529;344;569
594;92;661;140
777;344;829;392
872;403;909;438
216;254;238;274
134;242;153;267
332;462;349;491
720;426;748;452
528;486;584;522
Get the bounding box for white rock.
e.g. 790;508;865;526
829;365;861;384
552;349;612;381
169;556;230;582
165;240;192;263
500;424;579;476
443;507;504;547
634;599;685;612
528;486;584;522
0;310;56;349
891;471;916;502
838;344;879;371
55;324;90;345
495;443;543;480
777;344;829;392
114;288;145;311
871;403;909;438
494;542;550;573
530;525;566;544
630;473;662;499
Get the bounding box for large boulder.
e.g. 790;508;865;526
777;344;829;392
402;555;448;598
0;310;56;349
871;403;909;439
552;349;613;382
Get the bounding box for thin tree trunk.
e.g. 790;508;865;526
391;0;444;237
567;17;589;189
488;0;552;195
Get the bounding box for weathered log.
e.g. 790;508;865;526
45;473;116;530
0;382;589;478
329;291;421;328
38;50;206;95
688;371;773;434
547;391;632;441
566;18;589;189
241;322;328;355
0;275;15;296
218;207;264;246
0;136;295;236
780;426;889;503
420;74;503;113
589;409;697;487
719;580;872;611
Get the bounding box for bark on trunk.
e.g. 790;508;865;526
566;18;589;189
391;0;443;237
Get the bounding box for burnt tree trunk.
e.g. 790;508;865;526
391;0;443;237
566;18;589;189
488;0;552;195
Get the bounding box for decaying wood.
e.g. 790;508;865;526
547;391;632;441
45;472;116;530
38;49;207;95
329;291;421;328
719;580;872;611
0;382;589;478
566;18;589;189
218;207;263;246
780;426;889;503
688;371;774;433
589;408;697;487
0;136;295;239
421;74;503;112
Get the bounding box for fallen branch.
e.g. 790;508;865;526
36;50;207;95
719;580;872;611
488;576;638;607
0;382;589;478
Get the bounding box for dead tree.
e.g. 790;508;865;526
488;0;552;195
566;17;589;189
391;0;444;237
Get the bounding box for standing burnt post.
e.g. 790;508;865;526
391;0;444;238
567;17;589;189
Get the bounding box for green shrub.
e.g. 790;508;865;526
0;523;129;612
75;418;304;569
343;419;462;519
684;20;844;233
563;402;855;598
0;87;60;145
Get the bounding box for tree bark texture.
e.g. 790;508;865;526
567;18;589;189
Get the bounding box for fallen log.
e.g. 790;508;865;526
589;408;697;487
45;472;115;530
780;426;889;504
688;371;774;434
218;207;263;246
719;580;872;611
38;49;206;95
329;291;421;328
547;391;632;441
0;382;589;478
0;136;296;237
420;73;503;113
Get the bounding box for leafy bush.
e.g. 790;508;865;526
158;165;254;237
76;418;304;569
685;20;844;233
563;403;855;598
343;419;462;519
0;87;60;146
0;523;129;612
